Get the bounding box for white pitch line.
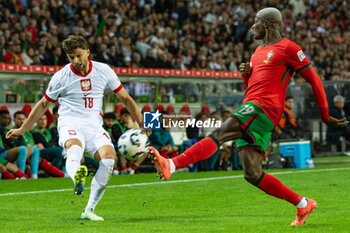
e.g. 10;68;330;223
1;167;349;197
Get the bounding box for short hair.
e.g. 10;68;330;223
210;111;219;116
104;112;116;120
62;35;89;54
52;106;59;115
333;95;344;103
0;110;10;116
120;108;130;116
286;96;294;101
221;110;231;117
195;111;206;120
14;111;26;118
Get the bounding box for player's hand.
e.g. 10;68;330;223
326;117;349;128
141;128;152;137
6;128;24;139
239;62;251;76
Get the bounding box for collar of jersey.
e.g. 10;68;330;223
263;37;284;47
70;60;92;77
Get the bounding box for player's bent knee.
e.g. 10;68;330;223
101;154;115;160
65;139;83;150
243;170;262;186
95;145;115;160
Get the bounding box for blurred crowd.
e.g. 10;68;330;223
0;0;348;80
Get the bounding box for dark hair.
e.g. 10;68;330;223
221;110;231;117
210;111;219;116
14;111;26;118
62;35;89;54
195;112;206;121
0;110;10;115
286;96;294;101
120;108;130;116
52;106;59;115
104;112;116;120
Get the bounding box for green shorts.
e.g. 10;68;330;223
0;156;8;166
232;101;274;155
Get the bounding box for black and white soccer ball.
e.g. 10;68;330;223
117;129;149;160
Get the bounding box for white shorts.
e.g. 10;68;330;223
58;121;113;158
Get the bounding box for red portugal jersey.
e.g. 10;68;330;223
243;38;312;126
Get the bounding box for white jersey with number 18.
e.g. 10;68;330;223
45;60;122;127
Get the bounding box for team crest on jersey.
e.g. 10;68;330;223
264;50;274;64
80;79;92;91
297;50;305;62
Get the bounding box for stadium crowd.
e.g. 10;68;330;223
0;0;348;80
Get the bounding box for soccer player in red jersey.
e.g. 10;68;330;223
149;7;348;225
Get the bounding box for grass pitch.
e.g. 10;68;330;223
1;156;350;233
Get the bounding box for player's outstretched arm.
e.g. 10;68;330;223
300;66;349;128
115;87;143;126
299;66;331;123
6;97;51;139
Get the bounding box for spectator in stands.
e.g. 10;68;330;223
24;18;38;43
48;106;59;146
186;111;207;141
21;46;35;65
327;95;350;150
0;110;40;178
0;139;28;179
13;111;66;177
142;48;157;68
0;109;11;129
276;96;301;138
131;52;143;68
52;46;67;66
2;40;23;64
326;74;343;109
32;114;64;170
0;35;6;61
158;52;174;69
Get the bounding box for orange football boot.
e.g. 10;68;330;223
148;146;172;180
291;198;317;225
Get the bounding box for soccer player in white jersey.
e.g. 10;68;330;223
6;35;147;221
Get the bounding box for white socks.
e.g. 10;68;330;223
85;159;114;211
169;159;176;174
65;145;83;183
296;197;308;208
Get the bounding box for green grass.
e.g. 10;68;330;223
1;158;350;233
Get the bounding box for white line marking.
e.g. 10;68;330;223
1;167;349;197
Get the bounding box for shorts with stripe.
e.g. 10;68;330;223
231;101;274;155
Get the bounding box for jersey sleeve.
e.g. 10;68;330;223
299;66;330;122
44;73;62;102
106;66;123;93
284;42;311;73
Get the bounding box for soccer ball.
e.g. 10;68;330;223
117;129;149;160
